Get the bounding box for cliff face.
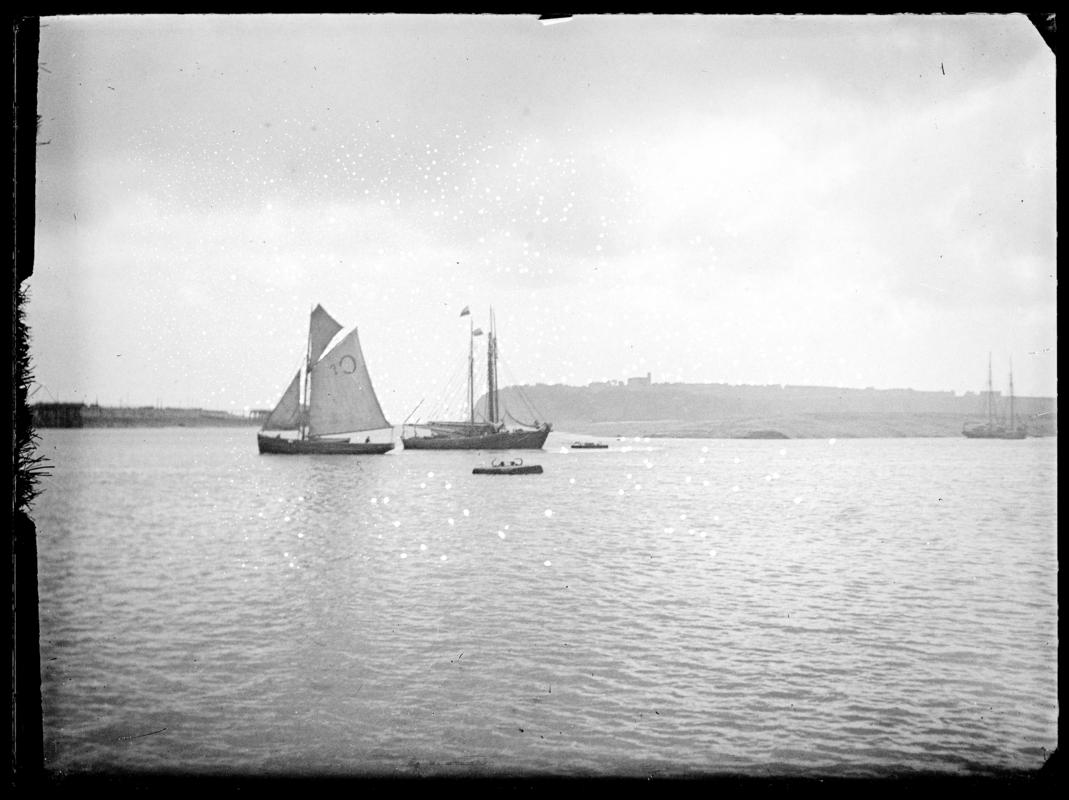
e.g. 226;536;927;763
493;383;1058;438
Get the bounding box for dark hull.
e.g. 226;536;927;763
962;429;1027;440
473;464;543;475
571;443;608;449
402;425;551;451
962;424;1027;439
257;433;394;455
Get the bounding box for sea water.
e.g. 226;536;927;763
29;428;1058;778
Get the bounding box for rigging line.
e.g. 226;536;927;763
434;382;473;421
513;386;542;421
420;352;470;421
504;409;539;429
439;359;475;420
497;354;545;421
402;399;424;425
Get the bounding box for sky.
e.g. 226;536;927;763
27;14;1056;420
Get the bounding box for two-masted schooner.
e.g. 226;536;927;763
257;304;394;455
401;307;551;450
962;354;1027;440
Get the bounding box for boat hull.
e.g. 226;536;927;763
962;425;1027;440
473;464;543;475
257;434;394;455
402;425;551;451
962;429;1027;440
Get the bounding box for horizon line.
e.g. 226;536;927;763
29;377;1059;414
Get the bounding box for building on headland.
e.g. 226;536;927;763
627;372;652;388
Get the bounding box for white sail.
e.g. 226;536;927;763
308;328;391;436
262;371;302;430
308;304;343;365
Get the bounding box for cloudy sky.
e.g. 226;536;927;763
28;14;1055;419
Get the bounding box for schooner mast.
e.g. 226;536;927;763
468;310;475;425
399;305;551;451
461;306;484;425
487;307;498;425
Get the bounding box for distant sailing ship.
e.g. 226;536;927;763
962;354;1027;440
257;304;394;455
402;307;551;450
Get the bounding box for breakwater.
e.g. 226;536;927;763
30;403;258;428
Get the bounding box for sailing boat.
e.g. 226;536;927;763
401;307;551;450
257;304;395;455
962;354;1027;440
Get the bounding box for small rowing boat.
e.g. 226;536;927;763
473;457;543;475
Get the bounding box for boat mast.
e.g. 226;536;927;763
487;307;498;425
301;305;313;441
468;315;475;425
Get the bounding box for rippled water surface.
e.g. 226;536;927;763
32;429;1057;778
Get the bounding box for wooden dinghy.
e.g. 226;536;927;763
473;457;543;475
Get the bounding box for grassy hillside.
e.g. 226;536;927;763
557;413;1005;439
497;384;1057;439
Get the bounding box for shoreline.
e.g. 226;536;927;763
559;412;1057;440
30;403;258;429
30;404;1057;439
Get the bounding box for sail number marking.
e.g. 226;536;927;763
330;355;358;375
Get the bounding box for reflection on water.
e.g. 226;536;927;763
33;429;1057;777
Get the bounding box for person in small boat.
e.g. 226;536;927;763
365;436;370;443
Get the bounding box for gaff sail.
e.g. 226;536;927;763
308;304;343;364
308;328;391;436
261;371;302;431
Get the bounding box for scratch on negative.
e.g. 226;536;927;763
117;727;167;741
